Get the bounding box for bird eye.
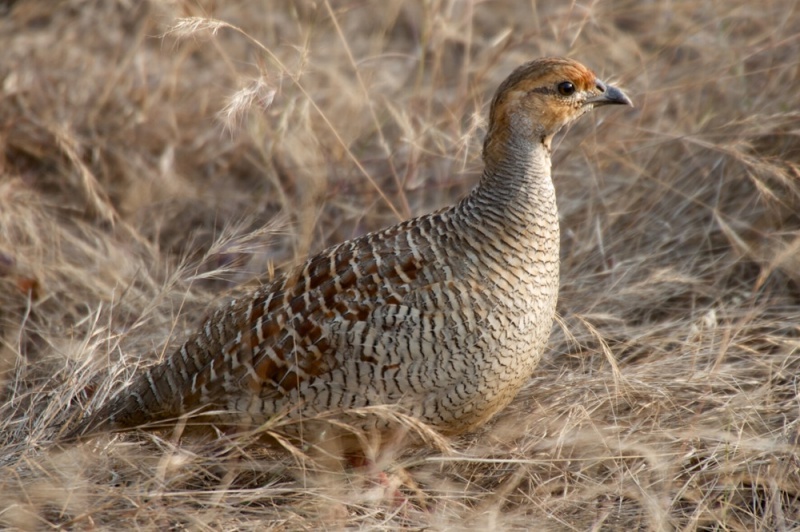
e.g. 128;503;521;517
557;81;575;96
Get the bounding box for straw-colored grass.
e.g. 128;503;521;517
1;0;799;529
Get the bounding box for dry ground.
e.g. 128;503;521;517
1;0;799;529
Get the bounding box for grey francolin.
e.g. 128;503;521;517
62;57;632;444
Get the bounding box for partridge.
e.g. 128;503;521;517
63;57;632;443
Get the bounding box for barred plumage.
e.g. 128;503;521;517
62;57;632;442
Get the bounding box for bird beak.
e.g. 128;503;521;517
586;80;633;107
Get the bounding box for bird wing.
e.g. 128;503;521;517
220;218;479;404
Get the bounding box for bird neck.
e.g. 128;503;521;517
474;103;560;213
463;130;557;235
481;137;552;194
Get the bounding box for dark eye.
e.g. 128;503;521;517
557;81;575;96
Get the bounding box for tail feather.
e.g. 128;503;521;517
58;365;184;443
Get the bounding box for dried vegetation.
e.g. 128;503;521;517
1;0;799;529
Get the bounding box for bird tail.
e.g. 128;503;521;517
56;366;182;443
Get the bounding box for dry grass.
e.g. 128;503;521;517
1;0;799;529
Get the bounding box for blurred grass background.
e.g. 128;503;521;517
0;0;799;529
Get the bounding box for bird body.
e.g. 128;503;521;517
63;58;631;442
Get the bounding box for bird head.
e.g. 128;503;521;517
483;57;632;161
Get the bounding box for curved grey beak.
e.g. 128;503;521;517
587;79;633;107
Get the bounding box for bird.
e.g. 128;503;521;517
61;57;632;445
